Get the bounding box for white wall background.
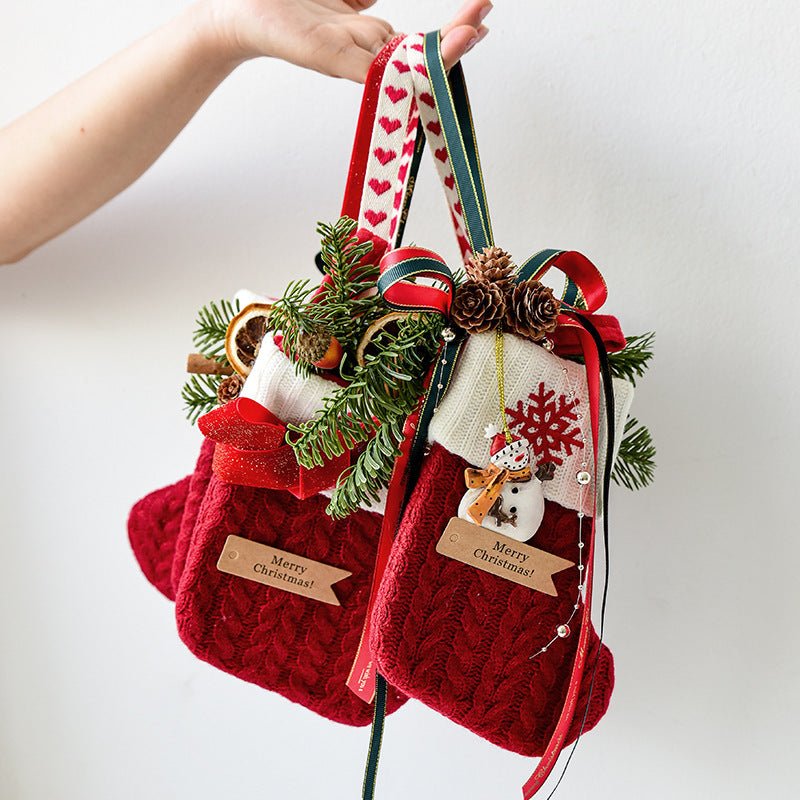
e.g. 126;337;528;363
1;1;798;798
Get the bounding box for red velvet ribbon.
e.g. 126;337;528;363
198;398;348;499
346;373;431;702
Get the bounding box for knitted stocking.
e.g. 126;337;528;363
128;439;215;601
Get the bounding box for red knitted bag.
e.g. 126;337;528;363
348;33;636;797
165;36;467;726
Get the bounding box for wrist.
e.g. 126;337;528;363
181;1;256;73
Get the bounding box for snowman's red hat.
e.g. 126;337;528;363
490;433;511;456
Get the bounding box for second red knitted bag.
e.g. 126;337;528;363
350;33;650;800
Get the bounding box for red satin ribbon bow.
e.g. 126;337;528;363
528;249;626;355
198;397;349;499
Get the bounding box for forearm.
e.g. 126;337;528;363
0;5;241;264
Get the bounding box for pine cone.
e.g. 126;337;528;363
452;279;507;334
505;280;560;341
217;374;244;404
466;246;516;291
296;326;333;364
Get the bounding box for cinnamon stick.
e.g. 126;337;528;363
186;353;234;376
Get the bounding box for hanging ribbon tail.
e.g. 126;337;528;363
198;397;350;499
521;311;615;799
346;396;426;703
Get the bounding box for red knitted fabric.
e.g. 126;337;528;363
371;443;614;756
128;439;216;600
175;475;408;726
170;439;216;595
128;474;191;601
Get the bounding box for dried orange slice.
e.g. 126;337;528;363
225;303;272;376
355;311;414;367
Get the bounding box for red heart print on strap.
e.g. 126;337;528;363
392;59;411;73
373;147;397;165
364;209;388;227
385;85;408;103
379;117;402;134
369;178;392;196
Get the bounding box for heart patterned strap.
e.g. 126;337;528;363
356;35;472;256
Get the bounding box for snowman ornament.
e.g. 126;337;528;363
457;426;555;543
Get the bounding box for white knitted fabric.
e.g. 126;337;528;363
428;333;634;515
239;338;337;426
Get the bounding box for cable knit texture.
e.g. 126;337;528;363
371;443;614;756
175;475;407;726
170;439;217;595
128;474;191;601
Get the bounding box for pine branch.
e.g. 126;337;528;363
287;313;443;513
192;299;240;363
182;374;222;424
266;279;315;376
316;216;376;303
311;216;383;355
607;332;655;386
612;416;656;491
326;419;404;519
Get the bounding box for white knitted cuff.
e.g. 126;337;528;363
428;333;634;514
239;338;338;426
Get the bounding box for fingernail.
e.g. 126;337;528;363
476;24;489;41
465;36;479;53
480;3;493;22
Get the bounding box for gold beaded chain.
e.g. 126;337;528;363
494;328;513;443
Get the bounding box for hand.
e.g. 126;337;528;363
199;0;492;82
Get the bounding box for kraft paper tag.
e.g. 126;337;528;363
436;518;574;597
217;535;352;606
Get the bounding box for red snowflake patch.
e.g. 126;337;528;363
506;382;584;465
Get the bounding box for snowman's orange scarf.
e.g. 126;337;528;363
464;462;533;525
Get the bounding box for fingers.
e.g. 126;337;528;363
342;0;380;9
441;0;492;38
441;23;488;70
346;14;395;54
330;40;376;83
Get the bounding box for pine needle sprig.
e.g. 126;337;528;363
192;299;240;363
607;332;655;386
182;374;223;424
288;314;440;466
267;279;315;376
316;217;376;303
613;416;656;490
309;217;383;355
326;420;404;519
287;312;443;514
